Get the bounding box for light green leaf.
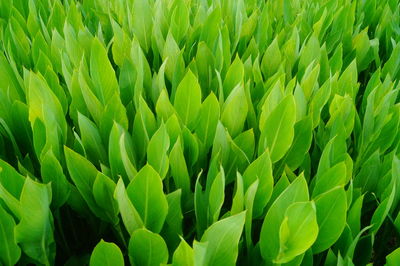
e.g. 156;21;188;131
261;37;282;78
170;137;191;199
40;149;70;209
259;94;296;162
242;150;273;218
386;247;400;266
313;188;347;254
133;96;157;165
0;205;21;266
114;178;143;235
221;84;248;138
244;179;259;251
223;55;244;96
147;123;170;180
90;240;124;266
126;165;168;233
260;174;309;262
208;169;225;224
312;162;347;197
93;173;119;225
132;0;153;53
90;38;119;105
78;112;107;165
129;229;168;266
15;178;55;265
174;70;202;129
276;201;318;263
195;92;220;149
370;184;396;234
109;122;137;183
172;238;194;266
201;212;246;266
64;146;106;219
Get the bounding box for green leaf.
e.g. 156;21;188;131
114;178;143;235
156;89;176;122
147;123;170;180
27;71;67;160
201;212;246;266
164;189;183;247
195;92;220;149
386;247;400;266
170;137;191;199
99;94;128;144
174;70;202;129
40;149;70;209
261;37;282;78
78;112;107;165
221;84;248;138
132;0;153;53
231;173;244;215
347;194;364;237
90;240;124;266
242;150;273;218
312;188;347;254
170;0;190;45
260;174;309;262
193;241;208;266
93;173;119;225
285;116;313;170
90;38;119;105
0;160;25;218
15;178;55;265
109;122;137;183
312;162;347;197
64;146;105;219
276;201;318;263
370;184;396;234
129;229;168;266
259;94;296;162
223;55;244;96
244;179;259;251
208;168;225;224
126;165;168;233
172;238;194;266
133;96;157;164
0;205;21;266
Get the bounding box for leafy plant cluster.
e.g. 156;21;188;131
0;0;400;265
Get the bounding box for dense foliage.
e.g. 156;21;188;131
0;0;400;265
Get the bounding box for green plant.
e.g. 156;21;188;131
0;0;399;265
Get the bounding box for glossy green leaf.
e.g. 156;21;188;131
90;240;124;266
90;38;119;105
126;165;168;233
129;229;168;266
40;149;70;209
221;84;248;138
200;212;246;266
15;178;55;265
147;123;170;180
172;238;194;266
174;70;202;129
276;201;318;263
242;150;273;218
170;137;191;198
114;178;143;235
0;205;21;266
260;174;309;262
259;94;296;162
313;188;347;254
195;92;220;149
